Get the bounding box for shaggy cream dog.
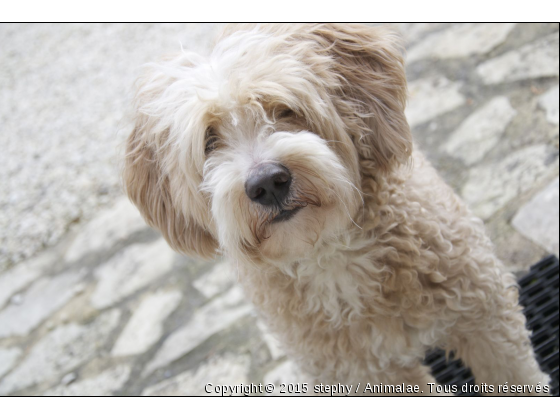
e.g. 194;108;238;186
124;24;549;395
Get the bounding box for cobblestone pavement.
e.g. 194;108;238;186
0;23;558;396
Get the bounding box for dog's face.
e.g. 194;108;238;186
124;24;412;264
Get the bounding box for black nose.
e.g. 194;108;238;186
245;163;291;206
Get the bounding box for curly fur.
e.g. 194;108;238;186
123;23;550;395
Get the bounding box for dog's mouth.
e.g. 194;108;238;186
271;206;302;223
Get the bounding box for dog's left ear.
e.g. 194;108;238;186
312;24;412;173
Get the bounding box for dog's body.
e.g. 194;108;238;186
124;24;549;394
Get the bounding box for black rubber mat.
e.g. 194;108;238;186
426;255;559;396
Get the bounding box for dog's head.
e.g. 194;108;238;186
124;24;411;263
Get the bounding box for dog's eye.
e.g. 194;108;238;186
205;129;220;155
205;136;219;155
279;108;295;119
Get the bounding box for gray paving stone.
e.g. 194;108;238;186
0;309;120;395
143;354;250;396
10;294;23;305
256;320;285;360
0;267;38;310
0;250;55;309
0;270;84;338
112;290;182;357
442;96;517;165
407;23;516;63
0;347;21;378
143;286;252;376
538;85;559;126
391;23;449;45
477;32;559;84
406;76;465;127
90;239;176;309
60;372;77;386
65;198;148;263
263;360;305;395
512;177;559;256
43;364;131;396
192;261;236;298
0;24;224;271
462;145;559;220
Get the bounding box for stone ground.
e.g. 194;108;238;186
0;23;558;396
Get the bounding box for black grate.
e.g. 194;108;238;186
426;255;560;396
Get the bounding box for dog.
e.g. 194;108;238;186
123;24;550;395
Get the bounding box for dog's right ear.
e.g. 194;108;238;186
123;116;218;259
